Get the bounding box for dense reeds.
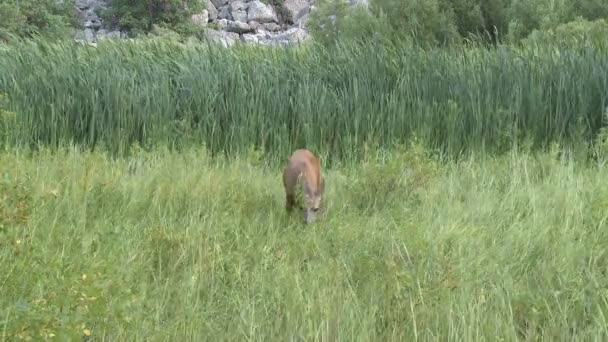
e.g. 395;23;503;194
1;38;607;161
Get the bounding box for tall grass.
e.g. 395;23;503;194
0;37;607;161
2;145;608;340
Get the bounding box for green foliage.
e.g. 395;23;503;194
523;17;608;48
3;146;608;339
1;38;607;161
309;0;608;46
0;0;78;43
100;0;205;36
0;93;17;150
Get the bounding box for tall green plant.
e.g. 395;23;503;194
100;0;205;36
0;38;606;162
0;0;78;43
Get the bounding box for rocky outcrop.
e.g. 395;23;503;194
75;0;124;41
283;0;310;26
73;0;365;47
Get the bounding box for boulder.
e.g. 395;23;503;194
248;21;261;31
282;0;310;25
210;0;229;9
218;5;232;20
247;1;278;24
241;34;259;44
191;10;209;26
97;30;122;40
207;0;218;21
202;29;240;47
263;22;281;32
224;20;253;33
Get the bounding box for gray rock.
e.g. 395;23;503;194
232;10;248;23
263;22;281;32
247;1;278;23
297;13;310;27
207;0;218;21
192;10;209;26
218;5;232;20
84;20;101;29
97;29;121;40
248;21;261;31
230;1;248;23
224;20;253;33
217;19;229;30
202;29;240;47
230;0;248;11
75;0;99;10
210;0;230;9
282;0;310;25
272;27;308;44
106;31;122;39
241;34;259;44
83;28;95;42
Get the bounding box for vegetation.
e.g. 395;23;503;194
99;0;205;37
2;143;608;340
308;0;608;46
1;37;607;161
0;0;607;45
0;0;79;43
1;0;608;340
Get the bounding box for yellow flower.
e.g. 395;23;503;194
83;328;91;336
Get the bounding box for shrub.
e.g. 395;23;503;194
0;0;78;43
100;0;205;36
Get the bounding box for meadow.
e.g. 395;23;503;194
2;37;608;340
2;144;608;340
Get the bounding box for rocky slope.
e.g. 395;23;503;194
74;0;368;46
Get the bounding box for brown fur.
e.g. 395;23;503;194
283;149;325;224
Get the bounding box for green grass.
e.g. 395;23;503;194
2;144;608;340
1;37;607;161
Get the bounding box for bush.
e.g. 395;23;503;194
307;0;394;47
0;0;78;43
100;0;205;36
522;17;608;48
309;0;608;46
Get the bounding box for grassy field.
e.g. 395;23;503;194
2;144;608;340
1;38;607;160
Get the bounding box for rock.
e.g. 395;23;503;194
217;19;229;30
230;0;249;23
248;21;261;31
97;29;121;40
230;1;248;11
192;10;209;26
247;1;278;24
201;29;240;47
207;0;218;21
282;0;310;25
210;0;229;9
241;34;259;44
263;22;281;32
232;10;248;23
272;27;308;44
84;20;102;29
224;20;253;33
75;0;99;10
296;13;310;28
218;5;232;20
78;28;95;42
